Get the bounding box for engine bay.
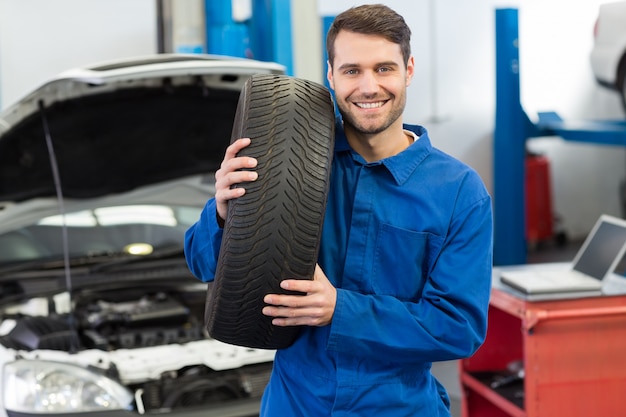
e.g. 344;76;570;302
1;288;203;351
0;283;274;413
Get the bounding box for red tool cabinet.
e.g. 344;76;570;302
460;286;626;417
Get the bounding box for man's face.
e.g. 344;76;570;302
327;30;414;135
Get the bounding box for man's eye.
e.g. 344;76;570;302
345;69;358;75
378;67;391;73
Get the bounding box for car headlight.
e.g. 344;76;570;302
3;359;134;413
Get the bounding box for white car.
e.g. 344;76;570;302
0;54;284;417
590;0;626;111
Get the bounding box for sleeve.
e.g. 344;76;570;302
326;193;493;365
184;198;224;283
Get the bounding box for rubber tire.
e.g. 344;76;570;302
205;74;336;349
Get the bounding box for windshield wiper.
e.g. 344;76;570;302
0;245;185;276
0;252;131;276
88;244;185;273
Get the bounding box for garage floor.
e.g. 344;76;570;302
431;237;583;417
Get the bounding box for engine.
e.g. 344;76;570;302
81;292;204;350
0;289;273;413
0;291;203;351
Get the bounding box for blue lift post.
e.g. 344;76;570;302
205;0;250;58
493;8;626;266
204;0;294;75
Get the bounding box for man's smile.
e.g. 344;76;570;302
354;100;387;109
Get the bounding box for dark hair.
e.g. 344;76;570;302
326;4;412;68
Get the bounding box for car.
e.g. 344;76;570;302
590;0;626;112
0;54;285;417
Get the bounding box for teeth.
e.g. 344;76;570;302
356;101;384;109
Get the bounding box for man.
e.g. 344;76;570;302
185;4;493;416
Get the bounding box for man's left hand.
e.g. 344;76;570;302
262;264;337;327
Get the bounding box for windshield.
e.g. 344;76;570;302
0;204;201;264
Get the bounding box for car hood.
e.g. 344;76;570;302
0;54;284;207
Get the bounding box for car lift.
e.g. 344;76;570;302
204;0;294;75
494;8;626;266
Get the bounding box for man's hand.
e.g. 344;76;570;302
262;264;337;327
214;138;258;223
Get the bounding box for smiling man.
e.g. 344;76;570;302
328;27;412;160
185;4;493;416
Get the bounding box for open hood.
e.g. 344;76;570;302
0;54;284;204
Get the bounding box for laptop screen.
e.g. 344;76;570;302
574;220;626;279
611;251;626;278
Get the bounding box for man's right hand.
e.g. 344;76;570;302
214;138;258;225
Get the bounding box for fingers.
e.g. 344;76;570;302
262;268;337;327
214;138;258;221
262;296;328;327
262;287;319;325
224;137;251;160
264;308;327;327
264;291;319;309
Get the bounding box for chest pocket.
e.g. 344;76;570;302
370;223;443;300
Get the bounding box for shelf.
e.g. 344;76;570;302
461;372;525;417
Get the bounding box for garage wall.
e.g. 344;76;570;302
0;0;157;110
319;0;626;239
515;1;626;238
0;0;624;239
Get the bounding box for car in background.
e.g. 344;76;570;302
0;54;284;417
590;0;626;112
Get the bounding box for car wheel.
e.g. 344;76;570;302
205;74;336;349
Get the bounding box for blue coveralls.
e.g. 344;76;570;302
185;123;493;416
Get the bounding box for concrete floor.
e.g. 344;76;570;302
431;360;462;416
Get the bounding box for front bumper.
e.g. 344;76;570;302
6;398;261;417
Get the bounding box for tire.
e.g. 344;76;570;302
204;74;336;349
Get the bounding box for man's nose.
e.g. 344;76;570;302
359;71;379;94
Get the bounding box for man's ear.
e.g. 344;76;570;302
405;56;415;87
326;61;334;90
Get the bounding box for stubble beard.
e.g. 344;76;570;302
338;93;406;135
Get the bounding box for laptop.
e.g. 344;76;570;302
500;214;626;296
599;243;626;295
